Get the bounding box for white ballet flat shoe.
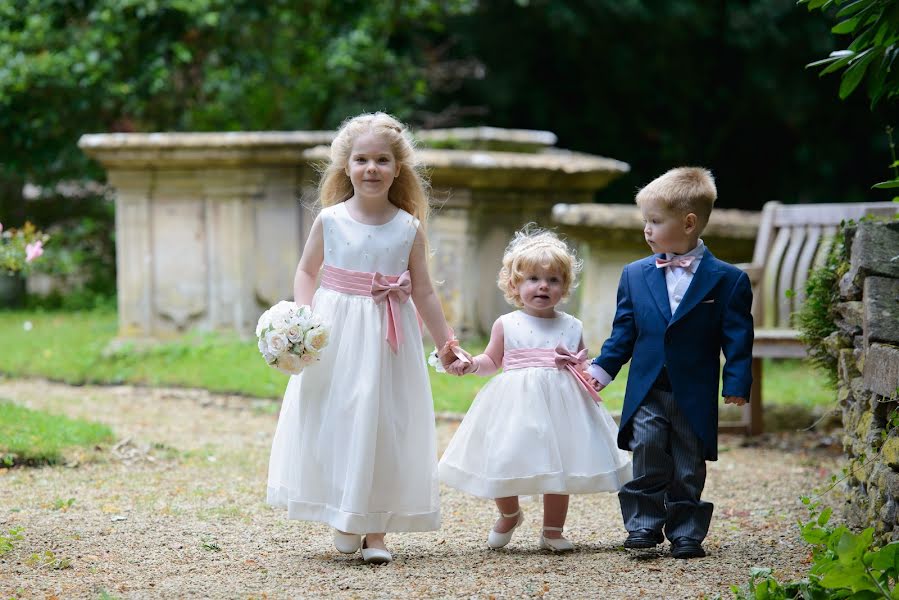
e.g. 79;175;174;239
361;538;392;564
333;530;362;554
487;509;524;549
539;526;574;553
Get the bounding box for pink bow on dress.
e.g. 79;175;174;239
655;255;696;270
554;345;603;405
371;271;412;353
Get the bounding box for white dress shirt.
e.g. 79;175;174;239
588;240;706;386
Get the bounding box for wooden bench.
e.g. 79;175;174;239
722;200;899;435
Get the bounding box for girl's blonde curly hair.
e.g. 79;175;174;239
497;225;582;308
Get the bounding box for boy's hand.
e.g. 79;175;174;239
580;367;606;392
724;396;747;406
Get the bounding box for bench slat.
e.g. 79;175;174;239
763;227;791;328
794;225;822;307
777;226;806;326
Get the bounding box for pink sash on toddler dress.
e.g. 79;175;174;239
503;346;603;404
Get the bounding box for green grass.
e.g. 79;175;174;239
0;308;835;415
0;400;115;466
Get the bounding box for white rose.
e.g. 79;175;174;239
297;304;312;319
294;313;312;330
255;310;272;337
265;330;289;356
258;338;276;363
276;353;303;375
309;313;324;327
286;325;304;344
300;352;317;364
304;326;329;352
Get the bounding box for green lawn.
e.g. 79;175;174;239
0;308;835;414
0;400;115;466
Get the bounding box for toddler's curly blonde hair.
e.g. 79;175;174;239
497;225;582;308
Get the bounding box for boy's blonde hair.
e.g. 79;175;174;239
635;167;717;229
497;225;582;308
317;112;431;224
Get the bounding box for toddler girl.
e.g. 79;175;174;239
439;226;632;552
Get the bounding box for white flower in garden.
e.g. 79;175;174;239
276;352;302;375
304;326;329;352
265;330;289;356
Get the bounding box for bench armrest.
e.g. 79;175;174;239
734;263;763;286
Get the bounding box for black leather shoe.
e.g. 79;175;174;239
623;529;664;549
670;537;706;559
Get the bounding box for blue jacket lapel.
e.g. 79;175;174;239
670;249;724;326
642;258;672;322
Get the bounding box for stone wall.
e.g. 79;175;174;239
832;219;899;542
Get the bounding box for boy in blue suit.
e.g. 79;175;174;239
586;167;753;559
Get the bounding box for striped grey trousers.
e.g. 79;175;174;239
618;387;713;542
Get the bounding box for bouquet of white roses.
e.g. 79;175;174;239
256;301;330;375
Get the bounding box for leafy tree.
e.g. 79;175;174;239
801;0;899;191
427;0;892;209
0;0;474;217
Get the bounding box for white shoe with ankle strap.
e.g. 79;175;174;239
361;537;392;564
539;526;575;552
487;509;524;549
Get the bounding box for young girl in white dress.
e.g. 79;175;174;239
267;112;459;564
439;226;632;552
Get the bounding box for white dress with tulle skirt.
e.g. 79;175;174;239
439;310;632;499
267;202;440;533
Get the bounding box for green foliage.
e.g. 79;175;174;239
728;498;899;599
27;215;117;309
797;228;848;386
0;221;49;275
0;527;24;556
0;0;475;184
800;0;899;106
0;400;115;466
430;0;890;207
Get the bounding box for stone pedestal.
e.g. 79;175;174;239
79;132;331;338
80;128;630;339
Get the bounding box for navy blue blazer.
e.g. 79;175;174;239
593;249;753;460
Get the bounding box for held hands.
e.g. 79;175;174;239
724;396;747;406
438;339;473;375
579;361;606;392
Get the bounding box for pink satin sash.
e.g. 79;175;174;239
503;346;602;404
320;264;412;353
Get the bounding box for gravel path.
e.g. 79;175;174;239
0;377;841;599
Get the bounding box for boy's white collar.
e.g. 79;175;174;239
666;239;705;260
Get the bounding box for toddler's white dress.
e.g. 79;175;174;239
439;310;632;498
267;202;439;533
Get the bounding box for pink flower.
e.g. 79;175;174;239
25;240;43;263
0;222;3;234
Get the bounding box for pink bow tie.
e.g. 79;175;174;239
371;271;412;353
655;255;696;270
554;345;602;405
